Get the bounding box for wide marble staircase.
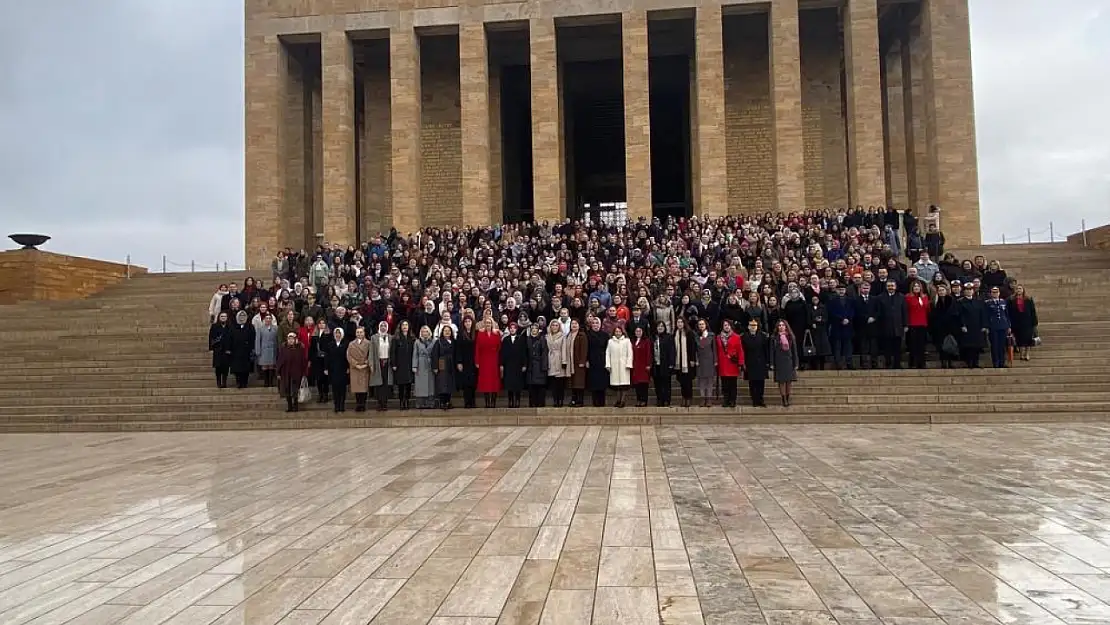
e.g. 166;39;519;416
1;242;1108;431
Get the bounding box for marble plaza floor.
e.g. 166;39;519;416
2;426;1110;625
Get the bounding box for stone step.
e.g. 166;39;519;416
3;409;1109;433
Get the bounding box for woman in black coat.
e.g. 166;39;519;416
672;317;698;408
390;320;416;409
228;310;256;389
740;319;770;407
652;321;676;407
930;285;958;368
953;285;988;368
209;312;233;388
501;324;529;408
323;327;350;412
526;325;549;407
806;296;832;370
781;292;810;364
308;318;333;402
455;317;478;408
585;318;610;407
1008;285;1038;361
430;326;458;409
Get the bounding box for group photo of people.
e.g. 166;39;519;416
206;206;1040;413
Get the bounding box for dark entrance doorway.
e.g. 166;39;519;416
564;57;626;221
649;54;692;220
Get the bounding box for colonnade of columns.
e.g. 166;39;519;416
245;0;980;269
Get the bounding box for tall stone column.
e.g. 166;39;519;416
321;30;357;247
884;37;910;211
623;10;652;222
245;35;285;270
693;4;727;217
843;0;887;207
391;23;422;235
769;0;805;213
922;0;981;245
530;18;565;223
460;22;492;226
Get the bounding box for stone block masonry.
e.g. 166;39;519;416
243;0;983;269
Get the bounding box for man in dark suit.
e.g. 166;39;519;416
877;280;908;369
854;283;882;369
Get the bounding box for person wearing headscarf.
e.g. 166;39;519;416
545;319;568;407
694;318;717;408
390;320;416;410
209;312;232;389
369;321;392;411
324;326;349;412
276;332;307;412
229;310;255;389
347;326;371;411
431;325;458;409
254;314;279;388
526;323;549;407
413;326;436;408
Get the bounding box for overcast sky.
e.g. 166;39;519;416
0;1;1106;269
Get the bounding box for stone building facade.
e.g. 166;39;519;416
245;0;980;269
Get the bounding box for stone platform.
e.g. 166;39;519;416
2;424;1110;624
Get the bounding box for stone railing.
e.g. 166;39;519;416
0;249;147;305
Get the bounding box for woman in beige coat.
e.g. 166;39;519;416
347;326;371;412
545;319;568;407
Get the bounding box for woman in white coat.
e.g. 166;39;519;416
605;325;633;408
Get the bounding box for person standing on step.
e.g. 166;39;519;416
771;320;799;407
716;319;743;408
347;326;371;412
877;280;907;369
652;321;676;408
854;283;881;370
586;316;611;408
605;325;633;408
1008;285;1038;362
954;283;988;368
905;281;931;369
806;294;832;371
324;327;349;413
455;316;478;409
568;319;587;407
413;326;436;409
255;314;279;387
500;322;528;408
229;311;256;389
209;312;232;388
545;319;568;407
984;286;1012;369
276;332;307;412
740;318;769;408
431;325;458;409
390;320;416;410
369;321;392;411
475;318;503;409
309;318;331;403
630;325;653;407
673;317;696;408
526;323;549;407
694;318;717;407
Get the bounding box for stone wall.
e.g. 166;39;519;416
361;39;393;239
419;35;463;227
1068;224;1110;250
0;250;147;305
724;13;772;215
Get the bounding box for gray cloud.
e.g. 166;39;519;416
0;0;1104;270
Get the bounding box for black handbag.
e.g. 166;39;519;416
802;330;816;358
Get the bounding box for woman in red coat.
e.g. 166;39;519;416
630;325;653;407
474;318;503;408
904;281;932;369
715;320;744;408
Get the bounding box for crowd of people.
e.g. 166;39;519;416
206;206;1040;413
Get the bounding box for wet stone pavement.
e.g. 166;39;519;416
2;425;1110;624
